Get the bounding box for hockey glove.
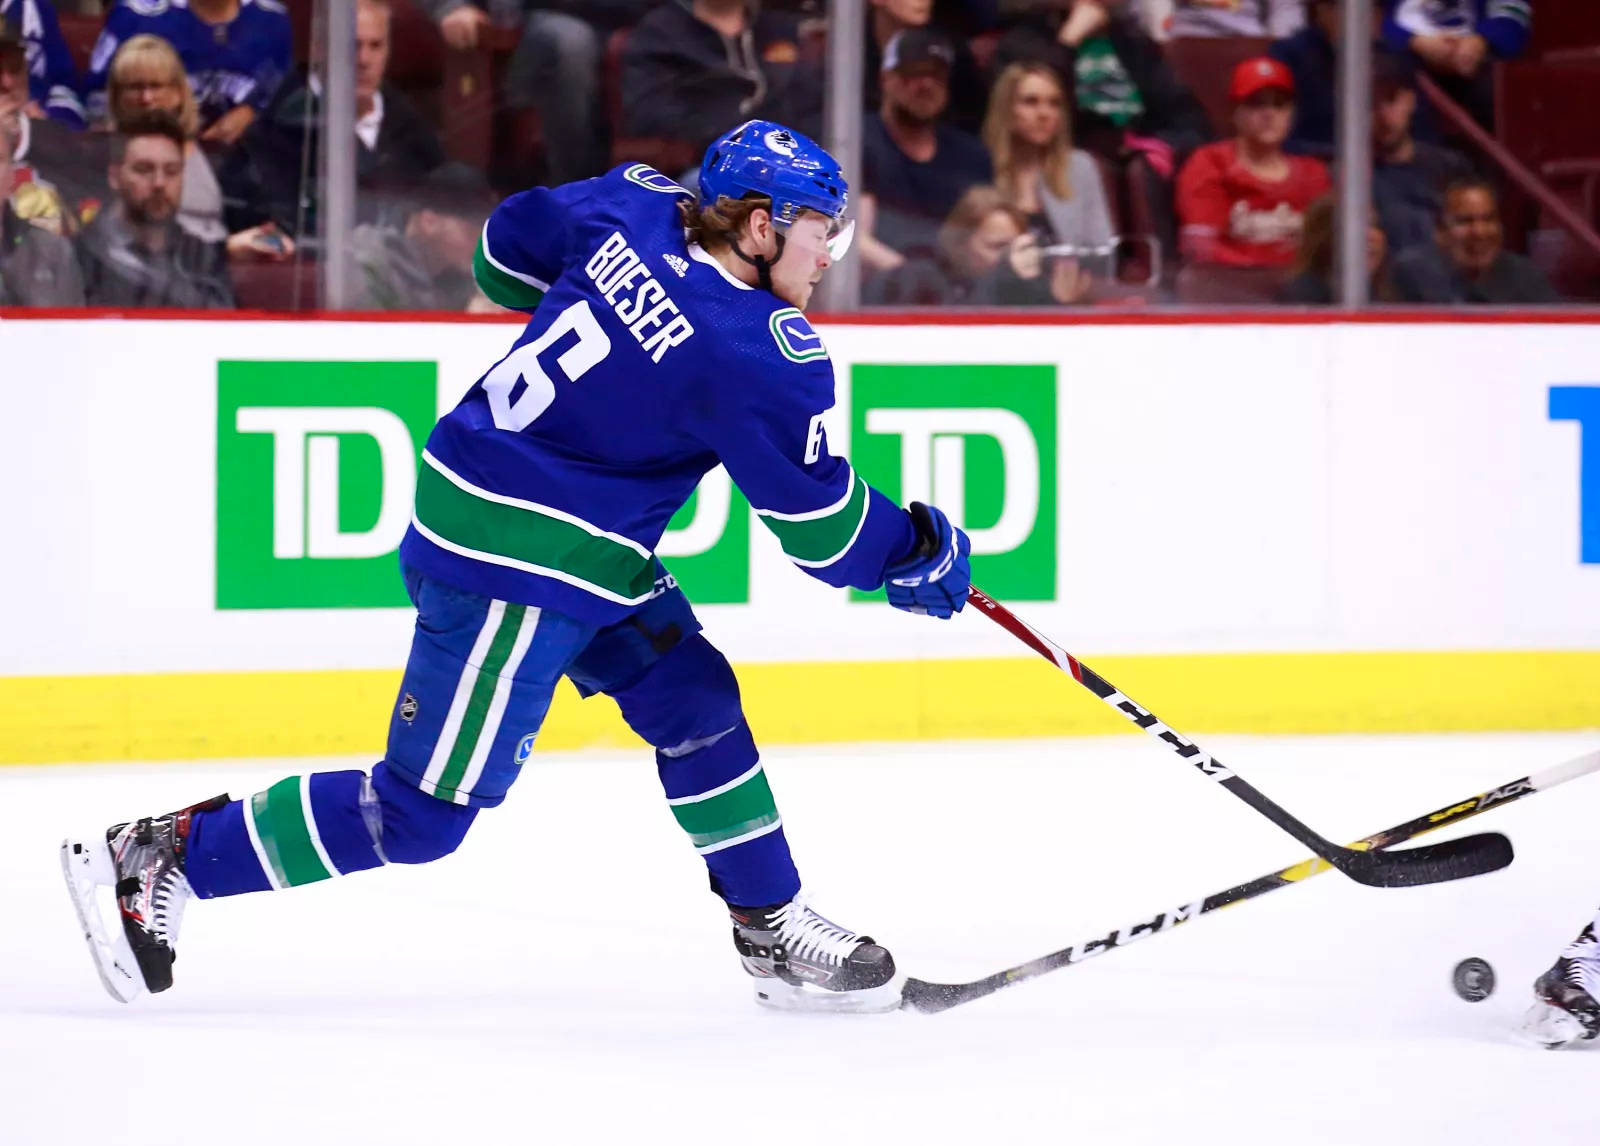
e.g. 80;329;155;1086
884;502;971;619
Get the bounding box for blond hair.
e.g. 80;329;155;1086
937;185;1026;267
678;194;769;252
109;35;198;139
982;61;1072;203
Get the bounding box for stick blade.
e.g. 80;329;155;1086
900;977;989;1014
1339;830;1514;888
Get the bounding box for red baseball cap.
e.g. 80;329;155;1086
1230;57;1295;103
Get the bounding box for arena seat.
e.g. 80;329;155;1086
1162;36;1271;139
230;256;321;312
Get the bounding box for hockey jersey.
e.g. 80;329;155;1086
84;0;291;126
398;163;917;625
0;0;84;128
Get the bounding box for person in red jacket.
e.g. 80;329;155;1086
1174;56;1330;268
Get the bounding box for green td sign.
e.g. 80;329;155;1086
851;363;1057;601
216;360;436;609
213;358;1056;610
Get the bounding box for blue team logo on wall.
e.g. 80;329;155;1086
1550;386;1600;564
514;733;538;765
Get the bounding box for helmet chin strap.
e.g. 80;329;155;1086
730;231;787;294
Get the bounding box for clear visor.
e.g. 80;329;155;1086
779;208;856;263
826;217;856;262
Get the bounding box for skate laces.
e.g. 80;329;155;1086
774;897;863;967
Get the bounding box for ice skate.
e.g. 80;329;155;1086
1517;954;1600;1050
60;795;225;1003
730;895;899;1013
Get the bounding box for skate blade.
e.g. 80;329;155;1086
59;838;145;1004
751;976;902;1015
1511;1001;1588;1050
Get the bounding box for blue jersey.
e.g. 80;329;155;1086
1;0;85;128
85;0;290;125
399;163;917;625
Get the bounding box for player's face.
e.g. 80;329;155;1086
770;213;835;310
113;135;184;225
1011;73;1063;149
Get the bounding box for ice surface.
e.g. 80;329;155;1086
4;732;1598;1144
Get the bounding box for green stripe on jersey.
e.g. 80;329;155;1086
756;470;869;568
414;455;659;605
432;602;527;801
249;777;335;887
669;766;780;851
474;240;546;310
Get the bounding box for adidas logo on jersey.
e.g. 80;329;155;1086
662;253;689;278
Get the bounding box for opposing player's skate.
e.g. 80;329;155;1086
730;895;899;1013
60;795;225;1003
1517;925;1600;1049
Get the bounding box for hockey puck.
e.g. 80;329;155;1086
1452;957;1496;1002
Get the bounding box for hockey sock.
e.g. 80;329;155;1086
658;720;800;908
185;770;385;897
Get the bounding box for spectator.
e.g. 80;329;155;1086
859;26;992;274
1175;56;1330;268
1382;0;1530;126
1271;0;1409;159
1371;52;1469;251
621;0;823;160
863;0;987;131
420;1;652;186
1390;175;1559;303
982;59;1113;300
1279;193;1395;303
348;162;497;310
1167;0;1302;38
0;0;85;128
0;110;82;303
219;0;445;238
993;3;1210;164
86;0;292;147
868;183;1092;305
77;109;234;307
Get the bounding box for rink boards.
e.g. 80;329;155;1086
2;312;1597;763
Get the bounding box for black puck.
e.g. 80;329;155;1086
1452;957;1496;1002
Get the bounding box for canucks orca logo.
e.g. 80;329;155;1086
514;732;537;765
764;129;797;157
769;307;827;363
623;164;690;196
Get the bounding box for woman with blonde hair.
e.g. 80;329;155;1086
981;60;1113;301
106;36;289;261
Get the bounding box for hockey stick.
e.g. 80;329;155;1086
964;585;1513;888
902;747;1600;1014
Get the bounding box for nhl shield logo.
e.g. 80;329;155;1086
399;693;419;723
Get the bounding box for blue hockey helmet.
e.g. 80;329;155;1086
698;120;854;259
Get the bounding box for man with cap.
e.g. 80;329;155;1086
858;25;992;276
1174;55;1330;268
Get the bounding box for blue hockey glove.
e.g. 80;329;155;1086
884;502;971;619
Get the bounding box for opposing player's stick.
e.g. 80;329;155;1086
902;747;1600;1014
965;586;1512;888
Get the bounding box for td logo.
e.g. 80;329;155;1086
216;361;437;609
852;363;1057;600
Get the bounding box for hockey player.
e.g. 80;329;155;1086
62;120;972;1014
1521;910;1600;1049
